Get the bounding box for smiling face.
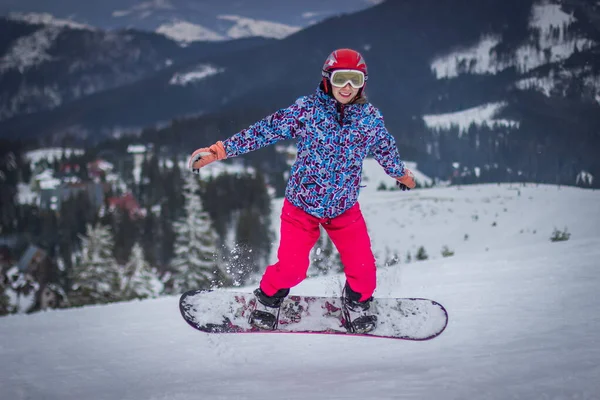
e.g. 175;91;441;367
331;83;360;104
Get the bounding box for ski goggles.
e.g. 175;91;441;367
327;69;366;89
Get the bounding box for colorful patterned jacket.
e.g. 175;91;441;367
223;87;406;218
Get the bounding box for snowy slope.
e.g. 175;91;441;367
2;183;600;399
155;19;226;42
218;14;301;40
155;15;301;43
430;0;596;79
168;64;224;85
0;24;62;74
422;102;520;134
7;12;94;30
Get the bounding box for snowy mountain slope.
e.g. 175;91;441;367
155;15;301;43
1;183;600;399
168;64;224;85
422;102;520;133
219;14;301;40
0;15;269;121
7;12;94;30
430;1;596;79
0;17;184;120
155;19;226;43
427;0;600;114
0;24;62;73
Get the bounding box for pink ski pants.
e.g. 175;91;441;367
260;199;376;301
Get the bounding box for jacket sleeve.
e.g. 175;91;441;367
222;96;309;158
370;110;406;178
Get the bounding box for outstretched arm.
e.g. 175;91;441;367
189;97;308;172
223;97;308;158
370;112;416;190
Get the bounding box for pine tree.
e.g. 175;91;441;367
112;208;137;264
163;155;185;221
141;208;158;267
170;174;224;293
121;243;163;300
0;148;19;234
139;153;164;207
69;223;121;306
158;201;176;270
416;246;429;261
56;196;78;290
550;227;571;242
0;279;11;316
441;245;455;257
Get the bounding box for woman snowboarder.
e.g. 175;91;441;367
188;48;415;333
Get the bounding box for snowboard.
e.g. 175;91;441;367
179;289;448;340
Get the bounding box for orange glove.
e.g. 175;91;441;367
188;141;227;174
395;169;416;191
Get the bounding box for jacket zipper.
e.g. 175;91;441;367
338;104;345;125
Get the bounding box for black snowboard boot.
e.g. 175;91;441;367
248;288;289;330
342;282;378;334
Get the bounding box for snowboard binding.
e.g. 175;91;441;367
248;288;289;330
342;284;378;334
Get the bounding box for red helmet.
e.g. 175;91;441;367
321;48;368;95
322;48;368;76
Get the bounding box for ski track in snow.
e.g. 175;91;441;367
1;183;600;399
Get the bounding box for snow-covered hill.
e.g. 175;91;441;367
430;1;595;79
428;0;600;110
6;12;94;30
0;13;273;124
2;181;600;399
155;19;226;43
270;160;600;268
0;23;62;74
0;16;191;121
155;15;301;44
422;102;520;134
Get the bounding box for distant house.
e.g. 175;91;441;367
106;192;143;218
87;159;114;180
127;144;147;155
127;144;148;185
59;163;81;174
34;169;61;190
